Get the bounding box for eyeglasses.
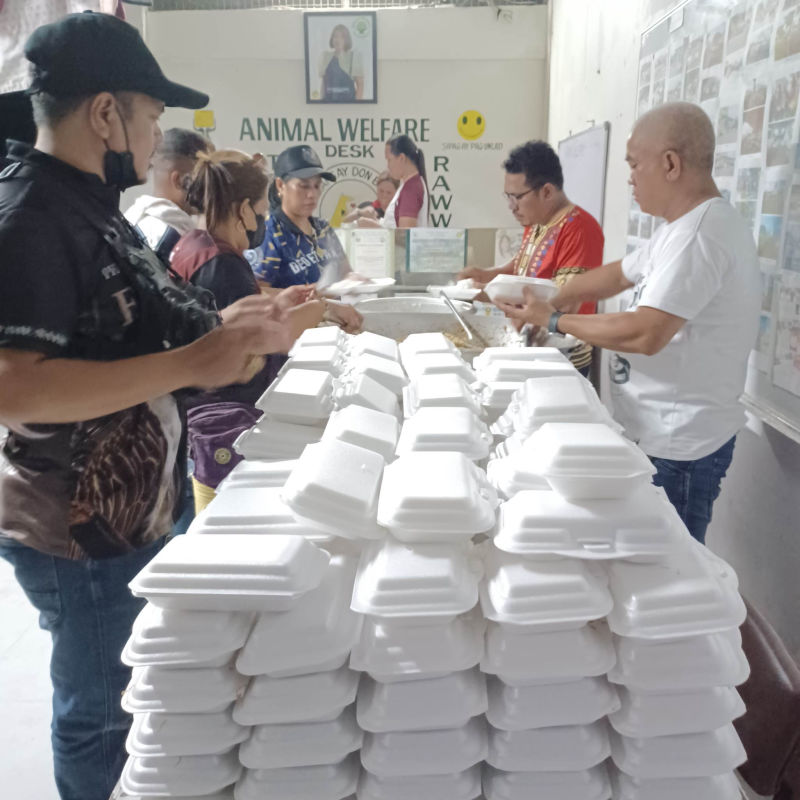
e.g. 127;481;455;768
503;188;535;206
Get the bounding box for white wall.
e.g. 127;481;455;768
549;0;800;658
134;6;548;229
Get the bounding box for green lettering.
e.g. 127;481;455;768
240;118;254;141
432;175;451;192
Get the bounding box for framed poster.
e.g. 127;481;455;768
304;12;377;105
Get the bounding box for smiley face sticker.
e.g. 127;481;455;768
457;110;486;141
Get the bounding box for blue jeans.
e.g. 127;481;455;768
649;436;736;545
0;536;165;800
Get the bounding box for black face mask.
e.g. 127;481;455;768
102;101;144;192
245;211;266;249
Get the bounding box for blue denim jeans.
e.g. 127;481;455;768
0;536;165;800
649;436;736;545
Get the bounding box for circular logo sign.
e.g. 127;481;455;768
353;17;371;37
457;110;486;141
319;162;383;226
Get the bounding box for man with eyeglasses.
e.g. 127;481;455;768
459;140;604;373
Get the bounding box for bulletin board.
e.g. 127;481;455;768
557;123;611;226
632;0;800;442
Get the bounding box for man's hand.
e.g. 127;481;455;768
457;266;495;286
325;302;363;334
276;284;316;311
494;286;556;329
218;294;284;324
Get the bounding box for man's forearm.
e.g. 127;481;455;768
553;260;629;308
557;310;661;355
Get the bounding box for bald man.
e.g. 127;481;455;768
496;102;760;544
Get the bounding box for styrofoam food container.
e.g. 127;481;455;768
187;487;305;537
477;358;578;384
487;675;620;730
377;452;498;541
334;373;400;417
216;459;297;491
483;764;611;800
610;770;741;800
239;705;362;769
609;685;745;738
484;274;559;304
486;455;550;500
605;542;747;640
290;326;349;353
396;407;492;461
481;621;616;685
402;374;483;418
126;709;248;758
399;331;457;357
121;604;254;668
255;369;335;425
129;534;330;612
480;546;613;629
321;404;400;463
349;353;408;395
472;346;568;372
349;330;400;362
120;752;242;797
351;538;483;624
361;716;487;777
477;382;525;421
607;629;750;691
493;486;683;560
236;554;362;678
282;439;386;540
233;419;324;461
357;766;481;800
402;351;476;383
357;669;487;732
350;611;485;681
514;423;656;500
288;345;347;376
233;665;360;726
609;724;747;779
235;752;360;800
487;720;610;772
122;664;247;714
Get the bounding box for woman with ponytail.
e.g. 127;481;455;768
359;135;429;228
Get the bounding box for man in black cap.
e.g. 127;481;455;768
0;13;291;800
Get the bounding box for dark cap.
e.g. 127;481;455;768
24;12;208;110
275;145;335;182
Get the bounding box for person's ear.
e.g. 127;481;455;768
169;169;183;192
87;92;118;141
663;150;682;182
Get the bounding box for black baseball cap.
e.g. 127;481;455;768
24;12;209;110
275;145;335;182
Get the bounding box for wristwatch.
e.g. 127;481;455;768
547;311;564;334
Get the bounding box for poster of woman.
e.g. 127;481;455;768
304;12;377;104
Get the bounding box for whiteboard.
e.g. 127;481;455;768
557;123;610;225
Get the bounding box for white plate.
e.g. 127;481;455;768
480;546;614;629
609;685;745;738
493;486;684;560
236;554;363;678
349;353;408;396
125;709;248;758
486;675;620;730
403;374;484;418
608;629;750;691
235;753;360;800
350;611;485;681
377;452;498;542
287;345;347;376
334;373;401;418
396;407;492;461
348;331;401;362
233;419;324;461
351;538;483;623
122;664;247;714
120;752;242;797
233;665;360;726
481;621;616;685
216;459;297;491
605;542;747;640
121;605;254;667
325;277;396;296
483;764;611;800
609;724;747;779
239;705;362;769
358;766;482;800
357;669;487;732
361;716;487;777
321;405;400;463
427;284;482;302
609;770;742;800
484;274;559;304
282;439;386;541
255;369;335;425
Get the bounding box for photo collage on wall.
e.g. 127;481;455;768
633;0;800;396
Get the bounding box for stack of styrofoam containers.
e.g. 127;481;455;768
399;332;477;385
481;415;749;800
350;450;497;800
119;534;332;799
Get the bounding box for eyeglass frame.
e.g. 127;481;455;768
503;182;545;206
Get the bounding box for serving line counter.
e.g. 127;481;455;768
110;328;752;800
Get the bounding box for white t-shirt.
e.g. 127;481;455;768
609;197;760;461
